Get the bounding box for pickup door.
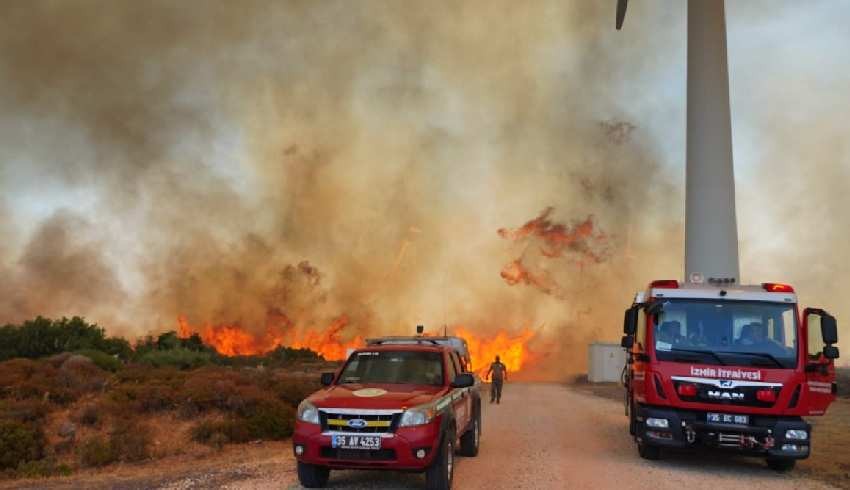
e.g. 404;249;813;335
447;351;473;432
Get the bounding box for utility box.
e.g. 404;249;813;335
588;342;626;383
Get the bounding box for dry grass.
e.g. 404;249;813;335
0;358;322;481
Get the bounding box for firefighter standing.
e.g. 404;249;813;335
486;355;508;404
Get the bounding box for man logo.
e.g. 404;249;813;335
719;380;734;388
707;390;744;400
347;419;368;429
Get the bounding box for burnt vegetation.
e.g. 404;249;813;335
0;317;327;480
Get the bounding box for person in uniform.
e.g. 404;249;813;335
486;355;508;404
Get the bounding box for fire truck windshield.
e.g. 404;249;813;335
652;300;798;368
338;350;445;386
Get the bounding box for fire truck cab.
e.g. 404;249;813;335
622;280;840;471
293;338;482;489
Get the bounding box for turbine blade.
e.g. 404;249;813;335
616;0;628;30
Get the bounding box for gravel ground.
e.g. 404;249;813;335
4;383;838;490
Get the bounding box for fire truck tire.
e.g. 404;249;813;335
766;457;796;472
297;461;330;488
426;430;455;490
637;441;661;460
459;410;480;457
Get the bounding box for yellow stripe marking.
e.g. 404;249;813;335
326;419;391;427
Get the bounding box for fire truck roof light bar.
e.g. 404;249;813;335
762;283;795;293
651;280;680;289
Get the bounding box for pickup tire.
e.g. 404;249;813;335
766;457;796;472
426;430;455;490
459;408;480;457
297;461;330;488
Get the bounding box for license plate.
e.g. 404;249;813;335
331;435;381;450
707;412;749;425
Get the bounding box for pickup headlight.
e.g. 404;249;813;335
297;400;320;425
399;405;436;427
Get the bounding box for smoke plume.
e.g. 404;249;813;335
2;1;845;375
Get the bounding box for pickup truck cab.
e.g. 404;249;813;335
293;341;482;489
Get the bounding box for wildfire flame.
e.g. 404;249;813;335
454;326;537;377
177;315;362;360
498;206;607;263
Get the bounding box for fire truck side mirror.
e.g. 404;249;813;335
320;372;335;386
623;307;638;335
823;345;840;360
621;335;634;349
821;315;838;345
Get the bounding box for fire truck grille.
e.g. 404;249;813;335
320;412;400;434
673;381;780;408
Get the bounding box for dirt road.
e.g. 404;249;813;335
6;383;838;489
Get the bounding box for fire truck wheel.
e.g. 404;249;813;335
426;430;455;490
297;461;330;488
459;411;480;457
766;457;796;472
637;441;661;460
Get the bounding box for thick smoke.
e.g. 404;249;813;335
4;2;843;375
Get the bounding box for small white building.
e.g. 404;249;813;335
587;342;626;383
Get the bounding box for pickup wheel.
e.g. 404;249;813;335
766;457;796;472
297;461;330;488
637;440;661;460
459;410;481;457
426;430;455;490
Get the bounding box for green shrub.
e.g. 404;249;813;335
0;420;44;470
74;349;122;372
0;399;51;424
138;348;212;370
244;402;295;440
76;404;100;426
109;419;150;462
14;459;72;478
78;437;115;467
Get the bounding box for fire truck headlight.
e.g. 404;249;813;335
297;400;320;425
646;418;669;429
399;406;436;427
785;429;808;441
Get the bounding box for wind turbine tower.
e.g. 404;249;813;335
618;0;740;285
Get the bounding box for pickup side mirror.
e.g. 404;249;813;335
821;315;839;345
320;372;335;386
451;373;475;388
621;335;634;349
623;307;638;335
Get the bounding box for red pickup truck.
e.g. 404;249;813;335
292;340;482;489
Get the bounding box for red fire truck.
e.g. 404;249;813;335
292;338;482;489
622;280;840;471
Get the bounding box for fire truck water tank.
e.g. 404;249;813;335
588;343;626;383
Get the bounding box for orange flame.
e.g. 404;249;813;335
177;315;362;360
498;207;608;263
454;327;537;377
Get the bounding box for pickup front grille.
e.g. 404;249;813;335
320;447;397;461
319;411;401;434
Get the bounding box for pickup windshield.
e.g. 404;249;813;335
652;299;798;368
338;350;444;386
